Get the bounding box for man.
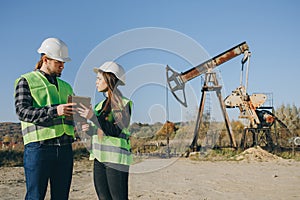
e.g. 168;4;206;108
15;37;76;200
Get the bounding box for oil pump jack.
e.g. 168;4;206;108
166;42;249;152
223;50;295;150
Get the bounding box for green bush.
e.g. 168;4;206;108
0;150;23;167
73;147;90;160
0;146;90;167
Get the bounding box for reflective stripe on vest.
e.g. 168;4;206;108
16;71;74;145
91;135;132;165
90;97;133;165
21;118;74;135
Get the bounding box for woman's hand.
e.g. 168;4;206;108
77;103;94;120
97;128;104;140
81;123;90;132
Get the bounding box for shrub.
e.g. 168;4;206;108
0;150;23;167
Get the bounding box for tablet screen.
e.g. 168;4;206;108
67;95;91;123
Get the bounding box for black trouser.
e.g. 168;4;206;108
93;159;129;200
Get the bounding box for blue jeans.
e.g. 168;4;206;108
23;142;73;200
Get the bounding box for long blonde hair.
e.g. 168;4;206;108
102;71;130;128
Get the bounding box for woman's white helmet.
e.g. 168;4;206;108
37;38;71;62
93;61;126;85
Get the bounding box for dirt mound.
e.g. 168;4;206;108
232;146;282;162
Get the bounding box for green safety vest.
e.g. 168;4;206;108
15;71;75;145
90;97;133;165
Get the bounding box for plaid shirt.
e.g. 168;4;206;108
15;70;74;144
15;70;59;123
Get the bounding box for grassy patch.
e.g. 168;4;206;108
189;148;241;161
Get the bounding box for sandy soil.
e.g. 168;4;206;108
0;147;300;200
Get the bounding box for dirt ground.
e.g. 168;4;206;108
0;147;299;200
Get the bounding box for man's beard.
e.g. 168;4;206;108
47;66;61;77
50;72;61;77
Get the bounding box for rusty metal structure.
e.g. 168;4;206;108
166;42;249;151
167;41;297;153
223;47;294;150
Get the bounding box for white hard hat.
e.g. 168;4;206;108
93;61;126;85
37;38;71;62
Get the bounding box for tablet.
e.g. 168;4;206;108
67;95;91;123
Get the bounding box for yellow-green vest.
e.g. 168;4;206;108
90;97;133;165
15;71;75;145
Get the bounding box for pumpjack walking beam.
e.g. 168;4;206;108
166;42;249;150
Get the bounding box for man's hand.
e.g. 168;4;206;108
57;103;77;116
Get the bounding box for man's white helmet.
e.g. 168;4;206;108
37;38;71;62
94;61;126;85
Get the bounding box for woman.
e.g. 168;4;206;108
78;61;133;200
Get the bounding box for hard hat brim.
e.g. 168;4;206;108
48;55;71;62
93;67;101;74
37;50;71;62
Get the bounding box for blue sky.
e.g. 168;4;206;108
1;0;299;123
